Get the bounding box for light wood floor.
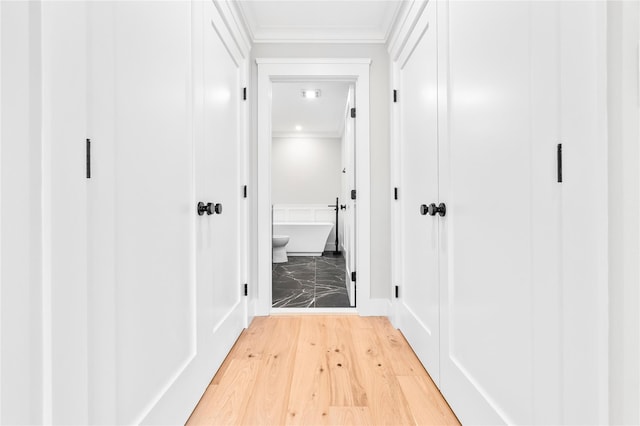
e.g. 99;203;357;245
187;315;459;426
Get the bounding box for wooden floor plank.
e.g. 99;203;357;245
188;315;460;426
350;324;416;425
371;316;427;376
285;316;331;425
327;406;374;425
210;316;275;386
325;316;368;407
239;316;301;425
187;359;258;425
398;375;459;425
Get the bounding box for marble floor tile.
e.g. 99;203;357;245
272;253;351;308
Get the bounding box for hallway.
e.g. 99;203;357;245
2;0;638;424
187;316;459;425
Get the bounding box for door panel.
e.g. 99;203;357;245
111;3;194;423
396;1;440;383
87;2;245;423
438;2;560;423
200;0;243;334
343;86;356;306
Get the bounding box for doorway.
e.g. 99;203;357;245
270;81;356;309
255;58;373;315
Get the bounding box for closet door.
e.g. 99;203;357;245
437;2;562;423
86;2;245;423
395;1;440;383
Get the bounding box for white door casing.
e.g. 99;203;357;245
256;59;373;315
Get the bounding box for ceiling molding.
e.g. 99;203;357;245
235;1;404;45
213;0;253;58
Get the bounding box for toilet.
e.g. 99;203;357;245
272;235;290;263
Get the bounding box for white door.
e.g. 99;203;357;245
86;2;245;423
437;2;563;423
343;85;356;306
395;1;441;384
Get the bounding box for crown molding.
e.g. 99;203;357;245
386;0;429;60
235;0;403;45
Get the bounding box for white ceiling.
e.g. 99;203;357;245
235;1;404;44
272;81;350;138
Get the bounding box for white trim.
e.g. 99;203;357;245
210;0;251;327
256;58;375;316
272;131;341;139
252;38;388;45
256;58;372;65
212;0;251;58
271;307;358;315
387;0;430;60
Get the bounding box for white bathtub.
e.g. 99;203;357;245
273;222;334;256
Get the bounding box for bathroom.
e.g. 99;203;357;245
271;81;356;309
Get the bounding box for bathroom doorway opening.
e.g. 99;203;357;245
270;81;356;309
255;58;372;316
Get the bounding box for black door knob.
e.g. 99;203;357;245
420;204;428;215
340;204;347;210
197;202;215;216
213;203;223;214
197;202;208;216
428;203;446;217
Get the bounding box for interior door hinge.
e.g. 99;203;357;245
243;283;248;296
243;87;247;101
393;89;397;103
557;143;563;183
395;285;399;298
351;189;356;200
350;107;356;118
351;271;356;282
394;187;398;200
86;138;91;179
243;185;248;198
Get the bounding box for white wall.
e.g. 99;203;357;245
608;2;640;424
272;137;341;204
251;44;390;299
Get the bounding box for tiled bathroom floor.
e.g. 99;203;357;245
272;254;351;308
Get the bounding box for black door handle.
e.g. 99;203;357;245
198;202;222;216
427;203;446;217
340;204;347;210
197;202;212;216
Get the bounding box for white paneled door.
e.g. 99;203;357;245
86;2;246;424
392;0;607;424
395;0;440;384
438;2;561;423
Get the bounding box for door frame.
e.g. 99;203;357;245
255;58;372;315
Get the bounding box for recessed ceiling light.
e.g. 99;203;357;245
302;89;320;99
295;125;302;131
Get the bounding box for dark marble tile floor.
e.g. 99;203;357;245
272;253;351;308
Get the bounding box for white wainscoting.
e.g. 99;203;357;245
273;204;338;251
